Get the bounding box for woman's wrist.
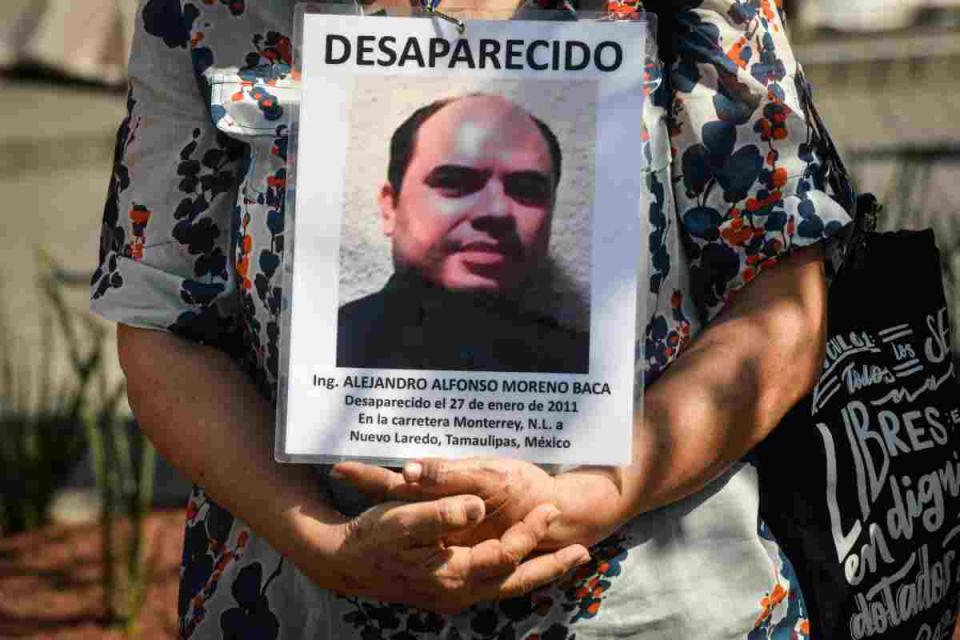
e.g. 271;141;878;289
276;502;352;588
548;471;629;548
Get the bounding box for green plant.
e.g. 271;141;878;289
0;276;96;534
83;409;157;635
44;261;159;635
0;258;157;637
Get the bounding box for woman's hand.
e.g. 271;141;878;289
332;459;629;550
311;495;590;614
118;327;587;613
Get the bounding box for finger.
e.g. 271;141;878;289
331;462;406;502
476;544;591;600
380;544;450;575
467;503;559;579
387;495;486;546
389;458;509;502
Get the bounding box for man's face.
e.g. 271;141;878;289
380;96;556;293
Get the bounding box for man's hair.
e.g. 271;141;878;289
387;95;563;198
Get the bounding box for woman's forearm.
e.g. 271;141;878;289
554;245;828;536
629;245;826;512
117;325;348;580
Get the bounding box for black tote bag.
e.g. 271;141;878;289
753;75;960;638
755;222;960;639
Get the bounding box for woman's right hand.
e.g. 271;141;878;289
310;496;590;614
118;328;587;614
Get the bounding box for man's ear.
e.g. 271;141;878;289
378;183;397;237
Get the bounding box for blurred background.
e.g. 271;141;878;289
0;0;958;637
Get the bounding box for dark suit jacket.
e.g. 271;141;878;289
337;272;589;373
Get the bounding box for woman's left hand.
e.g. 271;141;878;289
332;458;628;549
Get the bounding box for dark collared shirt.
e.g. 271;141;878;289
337;271;589;373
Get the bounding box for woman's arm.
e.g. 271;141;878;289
335;243;828;547
117;324;342;567
554;242;828;541
118;324;589;611
613;244;827;510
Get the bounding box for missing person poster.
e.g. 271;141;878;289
276;10;649;465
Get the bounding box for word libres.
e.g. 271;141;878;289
323;34;624;72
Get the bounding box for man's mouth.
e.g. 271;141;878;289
457;242;514;265
455;240;521;260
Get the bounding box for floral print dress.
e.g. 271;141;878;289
91;0;851;637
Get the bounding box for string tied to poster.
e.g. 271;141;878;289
422;0;466;34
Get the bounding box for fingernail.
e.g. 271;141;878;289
562;546;590;567
404;461;423;482
545;506;561;524
464;497;485;522
329;466;344;480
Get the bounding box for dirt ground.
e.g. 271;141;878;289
0;510;185;639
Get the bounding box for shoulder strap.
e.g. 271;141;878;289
796;70;879;267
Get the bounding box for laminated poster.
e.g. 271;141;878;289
276;8;649;465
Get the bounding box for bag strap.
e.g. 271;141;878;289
796;70;879;268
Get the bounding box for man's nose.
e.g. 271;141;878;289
477;177;511;219
470;177;517;236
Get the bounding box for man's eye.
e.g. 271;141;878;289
503;172;552;207
424;167;490;197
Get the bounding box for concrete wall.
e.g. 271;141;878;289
0;0;136;84
797;32;960;346
0;81;127;392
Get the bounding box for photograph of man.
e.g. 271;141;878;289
336;94;590;373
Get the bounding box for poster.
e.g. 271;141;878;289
276;11;649;465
